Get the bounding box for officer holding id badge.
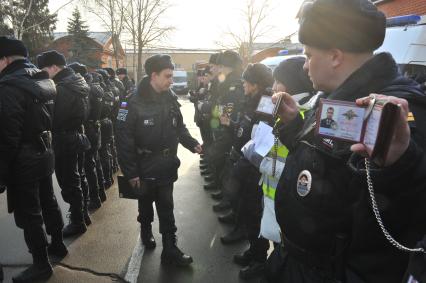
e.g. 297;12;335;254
265;0;426;282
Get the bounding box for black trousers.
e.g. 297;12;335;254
55;152;82;206
12;175;64;251
100;119;113;186
84;147;101;201
77;152;89;208
138;182;176;235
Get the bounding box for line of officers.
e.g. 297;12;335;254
188;49;316;281
0;37;134;283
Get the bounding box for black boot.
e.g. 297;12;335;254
88;198;102;211
0;263;3;281
204;174;215;183
204;182;217;191
213;200;231;212
220;226;246;245
239;261;265;280
63;206;87;238
233;248;253;266
47;232;68;259
83;203;92;226
218;211;235;224
12;248;53;283
99;189;107;202
161;234;193;266
211;191;223;200
141;225;156;249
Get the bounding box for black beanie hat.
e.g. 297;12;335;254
0;36;28;58
298;0;386;52
273;57;314;95
217;50;242;69
103;67;116;77
243;63;274;89
144;54;174;77
116;68;127;75
209;53;221;65
37;50;66;69
68;62;88;76
96;69;110;82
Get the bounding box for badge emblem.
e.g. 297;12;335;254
297;170;312;197
143;118;154;126
237;127;244;138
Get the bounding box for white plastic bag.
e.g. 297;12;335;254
260;196;281;243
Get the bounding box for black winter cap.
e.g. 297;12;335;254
217;50;242;69
209;53;221;65
37;50;66;69
273;57;314;95
116;68;127;75
96;69;110;82
298;0;386;52
0;36;28;58
144;54;174;76
243;63;273;88
103;67;116;77
68;62;88;76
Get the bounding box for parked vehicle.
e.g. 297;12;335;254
172;70;189;95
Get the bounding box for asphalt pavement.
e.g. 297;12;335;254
0;95;260;283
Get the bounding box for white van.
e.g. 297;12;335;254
172;70;188;95
376;15;426;76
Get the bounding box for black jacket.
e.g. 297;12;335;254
84;73;103;123
120;75;135;97
52;67;90;154
0;59;56;184
275;53;426;282
116;76;199;183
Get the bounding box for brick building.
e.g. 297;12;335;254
48;32;125;69
374;0;426;21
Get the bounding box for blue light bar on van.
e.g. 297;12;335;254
386;14;421;27
278;50;289;56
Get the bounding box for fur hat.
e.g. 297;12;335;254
298;0;386;52
242;63;273;89
0;36;28;58
217;50;242;69
37;50;66;69
144;54;174;77
68;62;88;76
116;68;127;75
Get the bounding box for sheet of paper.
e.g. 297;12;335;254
253;122;275;157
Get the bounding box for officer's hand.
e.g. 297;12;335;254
351;94;410;167
129;177;141;189
220;114;230;126
194;144;203;154
272;92;299;123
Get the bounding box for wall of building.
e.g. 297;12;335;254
377;0;426;17
124;51;216;81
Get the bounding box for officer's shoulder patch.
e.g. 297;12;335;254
117;108;128;121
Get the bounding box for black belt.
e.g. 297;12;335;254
136;147;174;157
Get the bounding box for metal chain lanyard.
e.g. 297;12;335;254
365;158;425;253
272;125;279;178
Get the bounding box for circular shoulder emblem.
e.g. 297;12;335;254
237;127;244;138
297;170;312;197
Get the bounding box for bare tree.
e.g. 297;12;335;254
216;0;275;64
81;0;126;68
122;0;174;82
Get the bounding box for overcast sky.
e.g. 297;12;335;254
49;0;305;49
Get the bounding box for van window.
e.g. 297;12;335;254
174;77;187;83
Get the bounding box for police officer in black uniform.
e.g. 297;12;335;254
37;50;91;237
116;54;202;266
116;67;135;98
0;37;66;283
268;0;426;282
206;51;245;204
220;63;274;280
96;69;115;189
69;63;107;210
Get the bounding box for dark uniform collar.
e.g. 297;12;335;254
0;58;34;79
53;67;75;83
